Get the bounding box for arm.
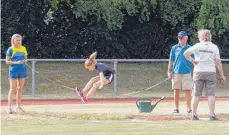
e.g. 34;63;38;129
99;72;104;89
24;55;28;64
167;60;173;78
24;46;28;64
5;56;21;65
184;50;198;65
167;47;175;78
215;58;226;84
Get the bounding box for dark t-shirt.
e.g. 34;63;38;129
95;63;115;76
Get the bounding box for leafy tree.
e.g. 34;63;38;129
2;0;228;59
1;0;50;58
196;0;229;58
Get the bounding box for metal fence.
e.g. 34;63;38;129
1;59;229;97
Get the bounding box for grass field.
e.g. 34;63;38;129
1;60;229;135
1;62;229;99
1;101;229;135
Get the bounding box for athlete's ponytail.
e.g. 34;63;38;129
89;52;97;59
84;52;97;67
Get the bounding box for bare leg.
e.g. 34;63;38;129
208;96;215;116
174;89;180;110
86;79;110;100
8;79;17;108
192;96;200;116
185;90;192;111
16;79;25;108
82;76;100;94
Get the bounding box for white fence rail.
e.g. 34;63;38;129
1;59;229;96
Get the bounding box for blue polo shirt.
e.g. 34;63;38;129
170;44;194;74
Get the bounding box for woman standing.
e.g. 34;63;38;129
6;34;28;114
184;29;226;120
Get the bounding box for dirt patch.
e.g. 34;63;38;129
133;115;190;121
133;114;229;121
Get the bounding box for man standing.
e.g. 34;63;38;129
168;31;193;113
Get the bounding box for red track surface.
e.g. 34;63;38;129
1;97;228;106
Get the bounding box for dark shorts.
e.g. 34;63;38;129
9;71;27;79
193;72;216;96
104;73;114;84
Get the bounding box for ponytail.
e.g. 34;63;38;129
89;52;97;59
84;52;97;67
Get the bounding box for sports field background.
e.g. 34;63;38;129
1;61;229;135
1;101;229;135
1;61;229;99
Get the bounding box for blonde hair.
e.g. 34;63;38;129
84;52;97;67
11;34;22;46
198;29;212;42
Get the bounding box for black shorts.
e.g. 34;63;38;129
104;73;114;84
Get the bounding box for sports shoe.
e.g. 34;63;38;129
173;109;179;113
209;114;218;120
76;87;84;97
187;109;192;113
7;108;13;114
191;115;199;120
81;96;88;103
15;107;25;113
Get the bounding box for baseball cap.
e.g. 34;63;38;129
178;31;188;37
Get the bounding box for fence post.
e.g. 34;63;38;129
114;60;118;96
32;60;36;96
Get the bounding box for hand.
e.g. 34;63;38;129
16;60;25;64
167;72;172;78
99;85;103;89
219;75;226;85
191;59;199;66
24;59;28;64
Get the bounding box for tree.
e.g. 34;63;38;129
196;0;229;58
1;0;50;58
3;0;228;59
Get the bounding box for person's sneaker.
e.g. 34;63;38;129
76;87;84;97
209;114;218;120
81;96;88;103
15;107;25;113
191;115;199;120
7;108;13;114
187;109;192;113
173;109;179;113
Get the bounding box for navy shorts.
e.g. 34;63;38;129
9;71;27;79
104;73;114;84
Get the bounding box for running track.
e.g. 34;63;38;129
1;97;228;106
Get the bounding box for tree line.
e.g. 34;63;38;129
1;0;229;59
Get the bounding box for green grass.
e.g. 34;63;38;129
2;111;229;135
1;101;229;135
1;62;229;99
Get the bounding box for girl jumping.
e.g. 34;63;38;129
76;52;115;103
